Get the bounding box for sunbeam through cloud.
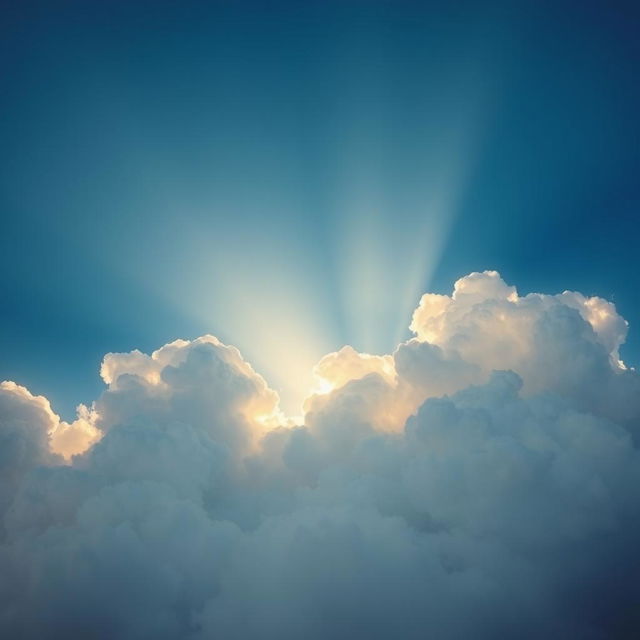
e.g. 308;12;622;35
2;2;640;638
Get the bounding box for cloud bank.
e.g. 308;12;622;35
1;271;639;639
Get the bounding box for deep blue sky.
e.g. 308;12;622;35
1;0;639;416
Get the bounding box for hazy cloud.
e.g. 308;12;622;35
1;272;639;638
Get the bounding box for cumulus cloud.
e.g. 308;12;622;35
1;271;639;639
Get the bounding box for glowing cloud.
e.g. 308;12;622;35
1;271;639;639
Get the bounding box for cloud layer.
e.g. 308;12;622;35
1;271;639;639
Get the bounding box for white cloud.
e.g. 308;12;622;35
1;272;639;638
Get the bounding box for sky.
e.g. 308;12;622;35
2;2;640;638
1;0;639;417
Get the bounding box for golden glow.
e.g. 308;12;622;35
151;238;338;417
312;377;335;396
99;42;496;422
0;381;101;461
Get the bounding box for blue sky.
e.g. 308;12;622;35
1;0;639;416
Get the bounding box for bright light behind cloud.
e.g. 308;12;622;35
138;221;339;416
108;48;495;418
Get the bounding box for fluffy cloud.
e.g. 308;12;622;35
1;272;639;639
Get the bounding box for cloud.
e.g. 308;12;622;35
1;271;639;638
